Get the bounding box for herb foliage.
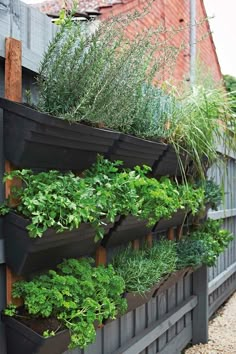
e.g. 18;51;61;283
1;157;204;239
7;258;126;349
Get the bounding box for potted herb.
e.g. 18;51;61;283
112;240;177;311
0;18;173;171
154;181;205;232
1;167;121;275
2;258;127;354
101;170;184;247
188;219;234;267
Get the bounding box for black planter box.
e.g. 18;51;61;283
4;212;116;275
153;267;194;297
2;314;70;354
152;146;188;177
101;215;152;248
154;209;188;232
0;98;120;170
109;134;168;169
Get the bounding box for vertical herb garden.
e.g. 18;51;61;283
0;7;236;354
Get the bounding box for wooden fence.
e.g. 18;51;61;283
0;2;235;354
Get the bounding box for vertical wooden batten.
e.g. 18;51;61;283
145;232;153;248
167;227;175;241
4;37;22;305
5;38;22;102
132;239;140;250
95;246;107;266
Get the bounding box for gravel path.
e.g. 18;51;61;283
185;291;236;354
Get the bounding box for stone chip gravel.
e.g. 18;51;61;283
185;291;236;354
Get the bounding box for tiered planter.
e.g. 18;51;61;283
101;215;153;248
4;212;117;275
109;134;168;169
154;209;188;232
0;98;184;175
2;314;70;354
0;98;120;170
152;145;188;177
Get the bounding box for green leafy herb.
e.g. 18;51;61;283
10;258;126;349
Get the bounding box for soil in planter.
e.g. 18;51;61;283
13;308;64;336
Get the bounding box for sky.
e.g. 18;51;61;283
203;0;236;77
22;0;236;77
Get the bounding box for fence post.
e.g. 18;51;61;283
192;265;208;344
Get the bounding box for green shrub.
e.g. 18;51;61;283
6;258;127;349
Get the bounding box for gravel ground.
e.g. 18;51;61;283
185;291;236;354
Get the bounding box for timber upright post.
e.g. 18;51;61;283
192;265;209;344
4;37;22;305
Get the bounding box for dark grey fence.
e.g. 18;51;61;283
0;2;235;354
208;159;236;318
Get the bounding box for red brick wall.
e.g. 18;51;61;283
100;0;222;84
196;0;222;81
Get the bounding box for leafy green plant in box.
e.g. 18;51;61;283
2;169;111;240
112;240;177;294
175;239;206;269
189;219;234;266
5;258;127;349
0;157;205;239
178;183;205;215
144;239;177;276
195;179;222;211
112;246;161;294
37;10;181;132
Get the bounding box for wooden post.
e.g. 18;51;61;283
167;227;175;241
5;38;22;305
176;225;183;240
145;232;153;248
95;246;107;266
192;265;209;344
132;239;140;250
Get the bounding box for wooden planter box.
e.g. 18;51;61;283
2;314;70;354
0;98;120;170
109;134;168;169
4;212;116;275
101;215;152;248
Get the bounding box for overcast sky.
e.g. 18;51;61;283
22;0;236;77
204;0;236;77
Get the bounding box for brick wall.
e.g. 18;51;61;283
100;0;222;84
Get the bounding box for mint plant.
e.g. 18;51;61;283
7;258;127;349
